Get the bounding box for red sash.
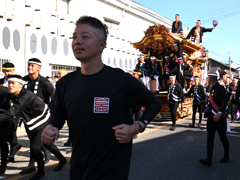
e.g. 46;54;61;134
175;55;183;65
165;64;170;72
209;93;228;119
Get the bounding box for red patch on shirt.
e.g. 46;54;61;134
94;97;110;113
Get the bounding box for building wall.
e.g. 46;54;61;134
0;0;172;77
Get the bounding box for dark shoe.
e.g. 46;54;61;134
44;150;51;164
20;166;36;174
199;159;212;167
0;166;6;174
155;90;159;95
29;171;45;180
7;157;15;164
220;157;229;163
64;140;72;147
53;157;67;171
169;126;175;131
189;124;195;128
197;123;201;127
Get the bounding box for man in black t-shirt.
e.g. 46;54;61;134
41;16;162;180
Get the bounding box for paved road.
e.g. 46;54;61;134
2;114;240;180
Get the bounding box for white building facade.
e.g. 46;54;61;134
0;0;172;78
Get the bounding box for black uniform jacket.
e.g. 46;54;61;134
0;77;5;86
135;62;147;77
23;74;55;105
172;21;183;33
0;86;11;111
185;84;205;102
186;26;213;43
207;82;227;117
146;62;161;77
160;82;184;104
163;59;178;75
228;85;238;104
0;88;50;132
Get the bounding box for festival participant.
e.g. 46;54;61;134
160;55;178;87
0;62;23;164
0;75;66;179
41;16;161;180
199;73;229;167
184;76;205;127
183;60;193;90
0;86;13;174
57;69;68;79
22;58;55;174
135;54;148;86
219;71;227;88
171;14;183;34
146;56;161;93
228;77;238;122
132;69;141;80
186;20;215;44
173;40;183;86
160;74;184;130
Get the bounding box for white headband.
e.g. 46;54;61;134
8;78;25;85
165;56;170;58
208;74;218;77
173;43;177;46
194;77;200;79
28;61;42;66
169;75;176;78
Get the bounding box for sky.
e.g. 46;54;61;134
134;0;240;67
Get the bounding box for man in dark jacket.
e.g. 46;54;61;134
0;75;66;179
185;76;205;127
186;20;215;44
0;62;22;164
199;73;229;167
22;58;55;174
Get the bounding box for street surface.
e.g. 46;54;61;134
1;114;240;180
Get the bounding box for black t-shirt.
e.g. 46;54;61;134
49;65;161;180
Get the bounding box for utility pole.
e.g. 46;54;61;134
228;51;231;78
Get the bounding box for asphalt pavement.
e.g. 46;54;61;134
1;114;240;180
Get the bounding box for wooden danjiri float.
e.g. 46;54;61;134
131;23;208;120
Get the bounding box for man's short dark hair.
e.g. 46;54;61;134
209;75;218;83
75;16;109;41
175;14;180;17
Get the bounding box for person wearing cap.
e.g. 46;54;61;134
41;16;162;180
184;76;205;127
0;75;66;178
173;40;183;86
160;74;184;130
22;58;55;174
186;20;215;44
0;62;23;164
228;77;238;122
57;69;68;79
146;56;162;93
199;72;229;167
171;14;183;34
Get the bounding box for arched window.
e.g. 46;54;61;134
63;39;68;56
13;30;20;51
3;27;10;49
41;35;47;54
51;37;57;55
30;33;37;53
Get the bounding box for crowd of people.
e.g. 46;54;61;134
0;14;237;180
